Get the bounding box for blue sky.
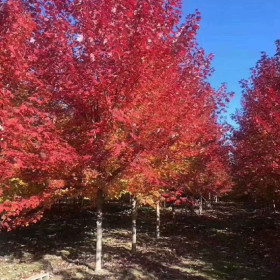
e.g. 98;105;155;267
183;0;280;126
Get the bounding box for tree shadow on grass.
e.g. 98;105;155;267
166;203;280;280
0;202;279;279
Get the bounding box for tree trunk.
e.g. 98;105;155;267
214;195;218;203
131;196;137;254
272;199;276;212
199;194;203;215
95;189;103;271
80;196;84;209
190;203;194;215
172;204;176;223
203;195;212;209
156;201;160;239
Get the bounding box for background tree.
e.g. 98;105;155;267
232;42;280;208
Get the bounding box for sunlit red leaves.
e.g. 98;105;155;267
232;44;280;201
0;0;232;230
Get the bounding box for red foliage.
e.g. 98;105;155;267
0;0;232;230
175;191;183;197
232;43;280;203
180;197;188;203
175;200;182;206
162;193;170;198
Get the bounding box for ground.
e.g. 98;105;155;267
0;201;279;280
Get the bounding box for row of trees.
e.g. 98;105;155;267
232;42;280;209
0;0;233;271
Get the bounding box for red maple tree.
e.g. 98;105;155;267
232;42;280;207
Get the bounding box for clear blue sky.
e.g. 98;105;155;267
183;0;280;126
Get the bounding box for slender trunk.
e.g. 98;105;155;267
272;199;276;212
163;199;166;209
172;204;176;223
57;199;61;212
214;195;218;203
156;202;160;239
199;194;203;215
190;199;195;215
131;196;137;254
203;195;212;209
80;196;84;209
95;189;103;271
